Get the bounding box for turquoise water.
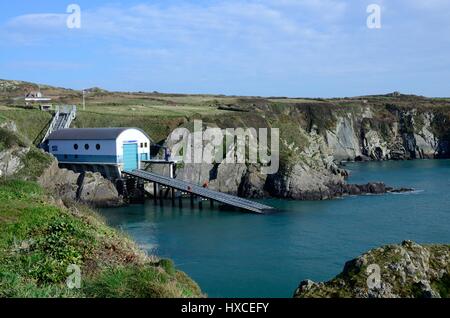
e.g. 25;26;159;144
100;160;450;298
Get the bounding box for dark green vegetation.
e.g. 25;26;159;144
432;274;450;298
0;179;203;298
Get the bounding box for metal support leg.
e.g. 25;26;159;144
171;188;175;206
179;194;183;209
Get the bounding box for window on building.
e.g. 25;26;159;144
96;144;101;150
74;144;79;150
144;142;148;148
85;144;90;150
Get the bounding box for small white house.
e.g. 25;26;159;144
47;128;151;172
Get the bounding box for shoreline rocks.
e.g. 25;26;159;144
294;241;450;298
39;160;124;208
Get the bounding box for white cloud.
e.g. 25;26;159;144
407;0;450;10
6;13;67;30
267;0;348;21
1;1;335;47
5;60;86;71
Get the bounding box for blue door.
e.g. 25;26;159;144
123;143;138;171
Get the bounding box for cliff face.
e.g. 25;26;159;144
328;106;448;161
165;97;450;200
294;241;450;298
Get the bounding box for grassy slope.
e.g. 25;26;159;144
0;179;203;298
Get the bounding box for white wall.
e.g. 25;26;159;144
116;129;151;169
49;139;117;157
48;129;151;167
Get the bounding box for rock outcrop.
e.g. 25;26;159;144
39;160;123;208
326;115;362;161
38;160;80;203
0;146;30;178
78;171;123;207
0;123;29;177
294;241;450;298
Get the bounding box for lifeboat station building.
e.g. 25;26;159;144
47;128;151;179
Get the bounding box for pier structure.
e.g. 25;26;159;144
123;169;274;214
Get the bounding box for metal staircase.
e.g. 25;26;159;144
40;105;77;147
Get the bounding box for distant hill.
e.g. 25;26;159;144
1;78;448;101
0;79;75;95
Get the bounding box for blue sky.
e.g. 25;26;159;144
0;0;449;97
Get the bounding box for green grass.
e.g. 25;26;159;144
15;148;54;180
74;111;186;144
0;106;52;144
0;180;80;297
432;274;450;298
83;264;201;298
0;126;27;152
0;179;203;298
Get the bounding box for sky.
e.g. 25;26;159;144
0;0;449;97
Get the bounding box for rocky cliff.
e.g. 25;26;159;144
294;241;450;298
163;95;450;200
326;104;449;161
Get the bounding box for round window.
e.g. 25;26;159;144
96;144;101;150
74;144;79;150
85;144;90;150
